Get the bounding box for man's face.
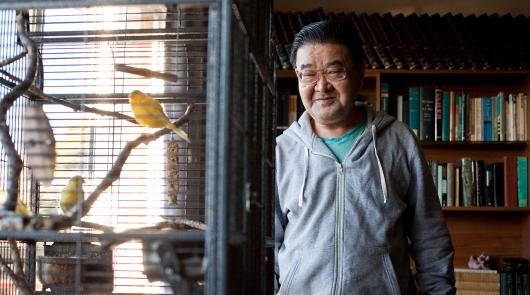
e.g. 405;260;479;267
295;43;364;126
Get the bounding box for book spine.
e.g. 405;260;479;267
449;91;456;141
447;162;455;206
442;90;450;141
420;86;435;141
517;156;528;207
288;95;298;124
476;160;486;206
408;87;421;136
485;164;494;206
461;157;474;206
409;13;445;70
504;156;518;207
493;162;505;207
483;96;493;141
381;82;390;114
435;87;443;141
497;92;506;141
397;95;404;122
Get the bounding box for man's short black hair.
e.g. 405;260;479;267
290;20;364;69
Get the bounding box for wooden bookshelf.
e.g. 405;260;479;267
276;68;530;268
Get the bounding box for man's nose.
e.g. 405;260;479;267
314;74;333;92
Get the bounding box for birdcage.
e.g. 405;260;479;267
0;0;275;294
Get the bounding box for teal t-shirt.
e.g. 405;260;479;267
321;120;367;163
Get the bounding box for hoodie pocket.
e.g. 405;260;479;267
343;247;400;295
282;246;334;295
279;251;302;295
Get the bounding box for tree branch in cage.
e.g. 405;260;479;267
0;11;37;212
8;239;24;276
0;71;139;125
0;254;32;295
100;218;206;249
0;50;27;68
114;64;178;83
77;221;114;233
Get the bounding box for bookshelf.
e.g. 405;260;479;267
276;68;530;268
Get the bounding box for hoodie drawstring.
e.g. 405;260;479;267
371;125;388;204
298;147;309;207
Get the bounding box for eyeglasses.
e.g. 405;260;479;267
297;66;348;85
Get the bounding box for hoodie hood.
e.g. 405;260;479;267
280;102;396;207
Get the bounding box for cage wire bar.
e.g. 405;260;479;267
0;0;274;294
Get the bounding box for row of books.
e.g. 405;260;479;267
274;9;530;70
430;156;528;208
455;268;500;295
383;85;528;142
499;258;530;295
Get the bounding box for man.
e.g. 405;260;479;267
274;20;456;294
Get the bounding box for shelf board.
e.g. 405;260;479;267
443;206;530;212
421;141;527;149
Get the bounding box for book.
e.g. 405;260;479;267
484;164;494;206
455;167;461;206
455;268;499;280
461;157;475;206
288;94;298;125
397;95;404;122
420;86;435;141
442;90;451;141
447;162;455;206
492;162;505;207
517;156;528;207
483;96;493;141
503;156;518;207
435;87;443;141
449;91;456;141
408;87;421;136
456;281;499;291
381;82;390;114
496;92;506;141
475;160;486;206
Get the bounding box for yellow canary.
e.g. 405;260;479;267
129;90;190;143
16;198;31;216
60;175;85;214
0;191;31;216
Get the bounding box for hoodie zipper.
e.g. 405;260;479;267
332;163;344;295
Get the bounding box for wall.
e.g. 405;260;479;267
274;0;530;16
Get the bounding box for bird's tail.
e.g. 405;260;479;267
166;123;191;143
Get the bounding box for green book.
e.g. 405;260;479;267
517;156;528;207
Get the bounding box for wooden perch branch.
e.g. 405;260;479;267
0;11;37;212
0;70;138;125
0;254;32;295
0;51;26;67
115;64;178;82
101;218;206;249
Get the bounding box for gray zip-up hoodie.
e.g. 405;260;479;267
275;104;455;295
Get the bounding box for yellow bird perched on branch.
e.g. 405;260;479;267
0;191;31;216
60;175;85;214
129;90;190;143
